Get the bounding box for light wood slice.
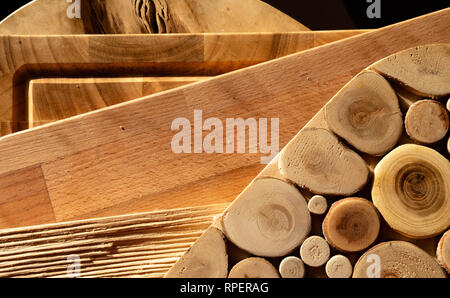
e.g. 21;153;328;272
279;128;369;196
436;230;450;273
279;256;305;278
372;44;450;97
372;144;450;239
325;70;403;156
164;226;228;278
222;178;311;257
0;0;309;34
323;198;380;252
299;236;330;267
405;99;449;144
326;255;353;278
353;241;446;278
228;257;280;278
308;195;328;215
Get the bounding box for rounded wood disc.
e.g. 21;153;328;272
279;256;305;278
353;241;446;278
299;236;330;267
405;99;449;144
228;257;280;278
372;144;450;239
437;230;450;273
279;128;369;196
323;197;380;252
326;255;353;278
308;195;328;215
222;178;311;257
325;71;403;156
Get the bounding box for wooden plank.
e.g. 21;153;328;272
0;0;309;35
0;203;228;278
0;10;448;229
28;77;206;126
0;30;367;136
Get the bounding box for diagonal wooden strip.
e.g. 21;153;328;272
0;10;448;229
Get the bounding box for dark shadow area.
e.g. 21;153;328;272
1;1;449;30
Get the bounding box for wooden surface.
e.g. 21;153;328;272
0;30;367;136
168;43;449;278
0;10;448;231
0;203;227;278
0;0;309;35
28;77;205;126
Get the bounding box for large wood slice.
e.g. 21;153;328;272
0;0;309;34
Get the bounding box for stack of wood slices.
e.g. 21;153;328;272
166;44;450;278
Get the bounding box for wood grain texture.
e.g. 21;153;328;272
0;0;309;35
0;31;367;136
0;203;227;278
28;77;205;126
167;41;450;277
0;10;448;230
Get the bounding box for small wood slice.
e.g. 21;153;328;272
222;178;311;257
164;227;228;278
326;255;353;278
405;99;449;144
308;195;328;215
372;144;450;239
279;128;369;196
279;256;305;278
325;71;403;156
323;198;380;252
228;257;280;278
447;98;450;112
371;44;450;97
300;236;330;267
353;241;446;278
436;230;450;273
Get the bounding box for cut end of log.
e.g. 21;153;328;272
325;71;403;156
222;178;311;257
164;227;228;278
326;255;353;278
308;195;328;215
371;44;450;97
279;256;305;278
299;236;330;267
436;230;450;273
405;99;449;144
353;241;446;278
323;197;380;252
228;257;280;278
279;128;369;196
372;144;450;239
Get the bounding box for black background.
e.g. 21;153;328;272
0;0;448;30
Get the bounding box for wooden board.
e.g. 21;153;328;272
0;30;367;135
167;44;450;278
0;0;309;35
0;203;228;278
28;77;206;126
0;9;448;230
